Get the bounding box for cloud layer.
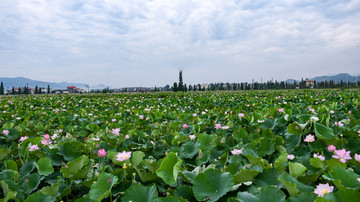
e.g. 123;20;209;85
1;0;360;87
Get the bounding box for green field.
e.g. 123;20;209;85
1;89;360;201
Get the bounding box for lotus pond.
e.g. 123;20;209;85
1;89;360;201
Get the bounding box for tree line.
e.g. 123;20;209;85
169;73;360;92
0;82;51;95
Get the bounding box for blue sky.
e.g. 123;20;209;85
1;0;360;87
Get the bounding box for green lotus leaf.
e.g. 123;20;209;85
0;148;10;161
5;160;18;171
89;172;118;201
324;188;360;202
254;168;282;187
57;142;81;161
197;133;216;150
289;162;307;177
157;195;185;202
174;186;196;202
180;141;199;159
20;173;44;194
19;160;35;177
310;157;326;169
24;191;55;202
60;155;89;179
278;173;313;196
322;166;360;190
314;122;336;139
274;152;288;174
34;158;54;176
233;168;261;184
40;183;59;196
287;192;317;202
132;151;146;167
193;169;233;202
122;184;158;202
156;152;182;185
236;186;286;202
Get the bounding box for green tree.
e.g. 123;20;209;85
11;87;15;95
47;85;51;94
18;87;22;95
24;86;29;94
35;85;39;94
178;71;183;91
172;82;178;92
0;81;4;95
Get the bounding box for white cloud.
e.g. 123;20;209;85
0;0;360;87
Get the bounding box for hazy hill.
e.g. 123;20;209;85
286;73;359;83
0;77;106;90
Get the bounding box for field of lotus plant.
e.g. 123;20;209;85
1;89;360;201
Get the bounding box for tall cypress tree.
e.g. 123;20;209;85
178;71;183;92
47;85;51;94
18;87;22;94
35;85;39;94
0;82;4;95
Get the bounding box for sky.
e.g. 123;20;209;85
1;0;360;88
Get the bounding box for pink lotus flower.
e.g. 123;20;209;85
29;144;40;151
98;149;107;157
139;115;144;119
19;136;28;142
116;151;132;162
215;124;222;129
231;149;243;155
221;126;230;130
92;137;100;141
59;129;63;133
329;110;335;114
332;149;352;163
355;153;360;162
41;139;52;146
193;113;197;117
111;128;120;136
287;154;295;160
182;124;188;129
44;134;50;140
112;119;116;122
314;183;334;197
238;113;244;118
125;134;130;139
313;153;325;161
328;145;336;152
304;134;315;142
334;121;344;127
2;130;9;136
51;133;59;140
278;108;284;113
189;135;196;140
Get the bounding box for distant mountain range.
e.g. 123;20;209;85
286;73;360;83
0;77;107;90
